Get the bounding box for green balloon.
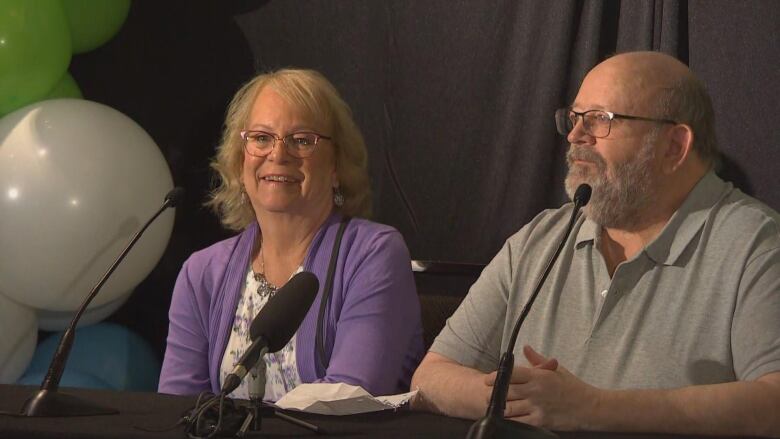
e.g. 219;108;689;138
0;0;72;116
46;72;83;99
62;0;131;54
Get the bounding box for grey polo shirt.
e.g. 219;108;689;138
431;172;780;389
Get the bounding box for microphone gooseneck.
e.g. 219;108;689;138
467;183;591;439
220;338;270;397
18;187;183;417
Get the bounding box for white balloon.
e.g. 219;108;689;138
0;99;175;311
36;291;131;331
0;293;38;384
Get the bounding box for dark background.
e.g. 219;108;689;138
67;0;779;360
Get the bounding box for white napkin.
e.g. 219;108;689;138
273;382;417;415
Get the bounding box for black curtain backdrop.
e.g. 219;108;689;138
65;0;779;359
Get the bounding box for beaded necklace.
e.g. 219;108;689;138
252;269;277;300
252;242;282;300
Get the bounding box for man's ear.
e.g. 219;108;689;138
662;123;694;174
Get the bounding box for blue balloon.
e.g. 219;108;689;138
17;369;112;390
23;323;160;391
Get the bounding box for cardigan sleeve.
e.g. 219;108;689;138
315;227;422;396
158;257;212;395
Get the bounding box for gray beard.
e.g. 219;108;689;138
564;133;659;230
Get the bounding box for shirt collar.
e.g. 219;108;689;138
644;171;730;265
575;215;599;249
572;171;731;265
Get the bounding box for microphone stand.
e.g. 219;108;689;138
244;367;323;435
220;342;323;435
238;400;323;436
17;187;184;417
466;184;591;439
185;364;324;437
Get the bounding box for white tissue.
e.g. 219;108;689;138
273;382;417;415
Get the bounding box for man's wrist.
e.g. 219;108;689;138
577;385;610;431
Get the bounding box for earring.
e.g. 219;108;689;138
239;185;247;205
333;187;345;207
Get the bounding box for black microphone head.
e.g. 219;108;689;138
250;271;319;352
574;184;592;207
165;187;185;207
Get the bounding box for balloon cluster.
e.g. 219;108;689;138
0;0;131;116
0;1;171;390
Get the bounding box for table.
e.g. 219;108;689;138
0;385;764;438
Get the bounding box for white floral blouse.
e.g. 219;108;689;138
219;266;302;402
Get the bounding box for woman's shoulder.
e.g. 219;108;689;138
331;218;411;273
182;232;246;275
341;217;407;251
345;216;399;236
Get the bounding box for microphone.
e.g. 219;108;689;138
18;187;185;417
165;186;186;207
466;184;591;439
221;271;319;395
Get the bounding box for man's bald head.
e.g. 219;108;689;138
585;51;720;166
597;51;691;86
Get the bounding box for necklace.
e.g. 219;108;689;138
253;244;278;300
253;270;277;300
252;238;305;300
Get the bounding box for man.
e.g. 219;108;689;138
411;51;780;437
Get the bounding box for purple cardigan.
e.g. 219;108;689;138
158;213;424;397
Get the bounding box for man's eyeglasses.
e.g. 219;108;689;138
240;130;332;158
554;108;677;138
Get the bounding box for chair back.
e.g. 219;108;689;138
412;261;485;350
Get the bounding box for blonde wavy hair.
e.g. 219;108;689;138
207;69;372;231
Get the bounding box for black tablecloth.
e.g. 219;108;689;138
0;385;763;439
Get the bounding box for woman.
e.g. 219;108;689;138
158;69;424;400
